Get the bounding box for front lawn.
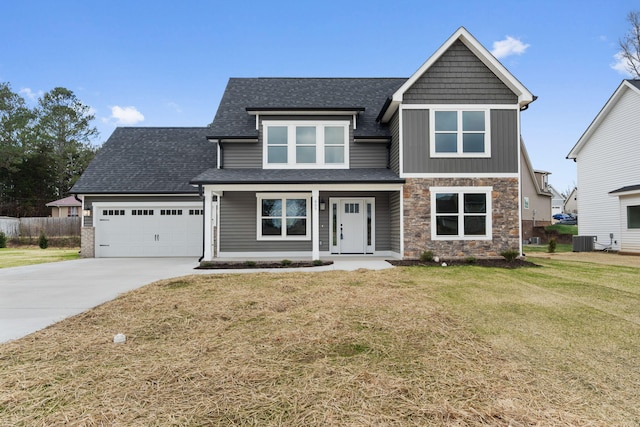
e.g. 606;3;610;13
0;248;80;268
1;258;639;425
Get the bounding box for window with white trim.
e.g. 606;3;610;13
627;205;640;229
263;121;348;168
430;109;490;157
431;187;492;240
257;193;311;240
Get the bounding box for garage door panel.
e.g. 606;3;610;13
95;204;203;257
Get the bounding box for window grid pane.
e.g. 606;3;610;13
628;205;640;228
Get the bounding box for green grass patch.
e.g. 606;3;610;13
524;243;572;253
0;248;80;268
545;223;578;235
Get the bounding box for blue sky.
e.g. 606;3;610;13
1;0;638;193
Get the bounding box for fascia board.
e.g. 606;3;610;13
390;27;534;107
567;81;637;159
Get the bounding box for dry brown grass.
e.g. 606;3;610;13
1;263;639;425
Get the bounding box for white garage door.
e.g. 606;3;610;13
94;202;203;257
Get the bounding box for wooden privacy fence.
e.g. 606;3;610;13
0;217;81;238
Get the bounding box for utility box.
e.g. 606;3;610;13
530;236;541;245
573;235;595;252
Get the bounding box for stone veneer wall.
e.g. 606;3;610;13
81;227;95;258
403;177;520;259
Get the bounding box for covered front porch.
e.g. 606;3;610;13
199;183;403;261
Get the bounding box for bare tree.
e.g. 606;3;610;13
619;10;640;78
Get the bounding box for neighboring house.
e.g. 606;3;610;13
564;187;577;215
567;79;640;254
46;196;82;217
71;27;535;260
548;185;565;217
520;139;552;242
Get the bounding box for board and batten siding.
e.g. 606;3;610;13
403;40;517;105
389;111;400;174
402;109;518;174
575;87;640;251
619;195;640;253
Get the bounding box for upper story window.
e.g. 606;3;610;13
430;109;490;158
263;121;349;169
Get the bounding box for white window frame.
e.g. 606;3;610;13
429;108;491;158
262;120;349;169
256;193;312;241
430;186;493;241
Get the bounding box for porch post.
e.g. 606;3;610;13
203;188;213;261
312;189;320;260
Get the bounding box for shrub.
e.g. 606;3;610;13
500;249;519;263
280;259;292;266
548;238;557;253
245;261;256;267
0;231;7;248
420;250;434;262
312;259;324;266
39;233;49;249
465;256;477;264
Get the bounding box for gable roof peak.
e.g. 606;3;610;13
379;27;534;123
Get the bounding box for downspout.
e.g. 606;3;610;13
72;194;84;226
198;185;205;262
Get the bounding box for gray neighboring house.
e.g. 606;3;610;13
72;27;535;260
520;139;552;242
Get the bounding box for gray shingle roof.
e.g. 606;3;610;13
609;184;640;194
628;79;640;90
71;127;215;194
190;168;404;185
209;78;406;139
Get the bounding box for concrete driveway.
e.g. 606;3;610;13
0;257;393;343
0;258;208;343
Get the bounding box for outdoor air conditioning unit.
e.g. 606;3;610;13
573;235;595;252
530;237;541;245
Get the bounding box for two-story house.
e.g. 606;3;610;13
71;27;534;260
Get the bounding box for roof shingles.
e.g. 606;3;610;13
209;78;406;139
71;128;216;194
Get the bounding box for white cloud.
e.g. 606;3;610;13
109;105;145;125
19;87;43;101
611;51;634;76
491;36;530;59
166;101;182;114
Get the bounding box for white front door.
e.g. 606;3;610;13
329;198;375;254
340;200;365;253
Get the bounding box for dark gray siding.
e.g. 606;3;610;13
389;191;401;253
402;110;430;173
219;191;395;253
350;142;388;168
402;109;518;174
389;111;400;174
318;191;392;251
222;143;261;168
403;40;517;104
83;195;202;227
220;191;311;253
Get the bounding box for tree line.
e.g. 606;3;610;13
0;83;98;217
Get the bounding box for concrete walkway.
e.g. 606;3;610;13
0;257;392;343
